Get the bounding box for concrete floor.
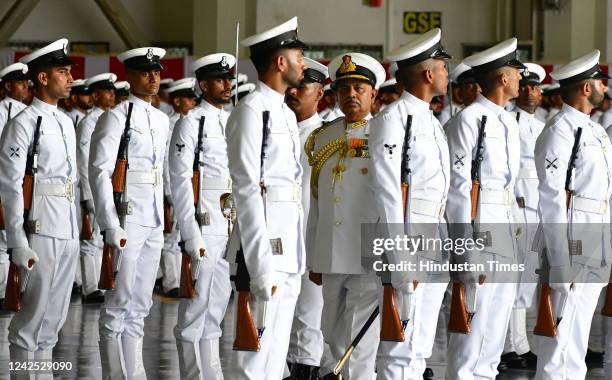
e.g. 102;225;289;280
0;291;607;379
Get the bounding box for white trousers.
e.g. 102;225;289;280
0;250;8;299
320;271;380;380
80;220;103;296
9;235;79;351
603;310;612;378
160;221;181;293
228;272;301;380
99;222;163;337
287;272;326;367
446;281;517;380
536;264;609;380
174;234;231;379
377;280;448;380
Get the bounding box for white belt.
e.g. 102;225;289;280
265;185;301;202
37;182;75;202
127;169;161;186
573;196;608;214
480;189;513;205
201;177;232;191
410;198;446;218
518;168;538;179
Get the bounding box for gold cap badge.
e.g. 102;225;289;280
339;55;357;74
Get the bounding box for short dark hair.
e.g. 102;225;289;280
251;48;282;76
475;67;506;94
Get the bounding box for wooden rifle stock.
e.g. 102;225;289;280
80;202;94;241
111;159;127;193
4;258;34;311
309;271;322;286
163;198;173;234
448;282;470;334
533;283;556;336
470;180;480;222
178;247;205;299
602;284;612;317
380;283;404;341
232;249;260;351
191;170;200;205
0;199;4;230
99;242;116;290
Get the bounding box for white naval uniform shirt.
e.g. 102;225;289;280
600;108;612;130
163;110;181;199
66;108;87;128
370;91;450;263
76;107;104;203
226;81;305;280
89;95;169;231
437;102;463;127
0;97;78;247
169;100;231;244
306;114;379;275
0;97;27;137
298;112;323;236
513;106;545;215
535;103;612;273
446;94;520;257
321;104;344;122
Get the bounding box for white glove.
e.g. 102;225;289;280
250;273;277;301
184;236;205;260
11;246;39;270
104;227;128;250
550;282;572;296
391;273;416;295
83;199;95;213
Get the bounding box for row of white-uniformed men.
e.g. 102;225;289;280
0;19;612;380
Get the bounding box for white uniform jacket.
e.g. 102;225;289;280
298;113;323;235
305;114;380;274
89;95;169;231
169;100;231;243
225;81;305;280
0;97;78;247
513;106;545;214
164;111;181;200
0;97;27;136
76;106;104;203
535;103;612;273
437;102;463;127
370;91;450;263
446;94;520;258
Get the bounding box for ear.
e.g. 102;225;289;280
583;81;592;96
172;97;180;107
199;79;208;94
276;54;286;73
91;91;99;103
500;71;509;87
370;88;378;101
315;86;324;102
424;68;434;84
37;71;48;87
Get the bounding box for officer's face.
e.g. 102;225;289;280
517;83;542;110
39;65;73;99
75;93;93;109
461;82;481;106
127;69;161;97
201;77;232;105
431;59;449;96
285;81;323;116
588;79;606;108
5;79;29;102
504;67;521;98
280;49;306;88
336;78;377;118
93;88;115;110
173;95;197;115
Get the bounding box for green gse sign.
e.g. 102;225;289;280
403;12;441;34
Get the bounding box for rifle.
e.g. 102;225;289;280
4;116;42;311
602;271;612;316
0;103;15;231
232;110;271;351
163;196;173;234
80;201;94;241
99;102;133;290
448;115;487;334
534;127;582;336
381;115;413;342
178;116;206;299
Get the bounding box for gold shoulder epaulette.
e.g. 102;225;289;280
304;117;346;199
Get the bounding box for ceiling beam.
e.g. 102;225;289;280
0;0;41;47
94;0;149;49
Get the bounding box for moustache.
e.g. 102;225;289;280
343;98;361;106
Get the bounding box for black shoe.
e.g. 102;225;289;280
497;361;509;373
586;349;604;368
165;288;180;298
154;278;163;293
423;367;434;379
72;282;82;295
289;363;320;380
82;290;105;304
506;351;537;369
